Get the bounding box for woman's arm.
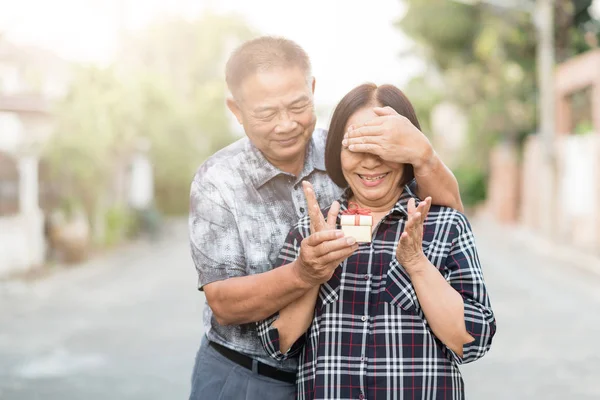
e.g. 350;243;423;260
397;198;495;362
272;286;320;353
406;259;474;356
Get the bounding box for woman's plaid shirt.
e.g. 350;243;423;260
257;186;496;400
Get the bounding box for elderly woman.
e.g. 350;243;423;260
257;83;496;400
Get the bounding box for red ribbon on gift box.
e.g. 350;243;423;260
341;202;372;225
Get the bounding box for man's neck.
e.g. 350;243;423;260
267;151;306;177
277;156;305;177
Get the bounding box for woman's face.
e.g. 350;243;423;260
341;106;405;210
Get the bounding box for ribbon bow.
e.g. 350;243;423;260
341;202;372;225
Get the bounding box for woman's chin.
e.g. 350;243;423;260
351;188;386;203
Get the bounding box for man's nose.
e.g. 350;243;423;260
274;111;296;133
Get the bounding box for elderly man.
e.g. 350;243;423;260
188;36;464;400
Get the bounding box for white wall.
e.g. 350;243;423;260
0;210;45;275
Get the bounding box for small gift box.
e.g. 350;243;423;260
340;202;373;243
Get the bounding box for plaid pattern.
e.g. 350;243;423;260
189;128;343;371
257;186;496;400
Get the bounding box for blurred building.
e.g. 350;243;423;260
0;41;71;276
486;48;600;256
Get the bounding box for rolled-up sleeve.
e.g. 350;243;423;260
257;312;307;361
256;220;308;361
444;213;496;364
189;176;246;290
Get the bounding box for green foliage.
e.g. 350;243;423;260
398;0;599;206
453;163;488;209
119;13;255;214
44;12;255;235
103;205;138;247
402;75;443;136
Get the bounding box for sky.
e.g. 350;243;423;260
0;0;424;118
2;0;599;126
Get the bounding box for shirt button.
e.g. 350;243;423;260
363;274;370;280
358;393;365;400
361;315;367;322
299;207;305;213
360;356;365;362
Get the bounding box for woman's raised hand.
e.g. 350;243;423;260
396;197;432;274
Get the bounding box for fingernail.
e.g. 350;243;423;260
342;139;348;146
348;145;354;151
346;237;356;245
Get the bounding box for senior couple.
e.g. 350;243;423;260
189;36;496;400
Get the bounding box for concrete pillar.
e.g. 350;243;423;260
17;154;45;267
18;155;40;213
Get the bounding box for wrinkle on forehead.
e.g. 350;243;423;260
237;67;313;107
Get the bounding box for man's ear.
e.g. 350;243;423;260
226;96;243;125
311;76;316;94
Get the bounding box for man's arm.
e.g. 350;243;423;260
412;146;464;213
343;106;464;212
191;178;355;326
203;260;309;326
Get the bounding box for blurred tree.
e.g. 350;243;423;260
398;0;600;206
46;12;255;235
117;12;255;214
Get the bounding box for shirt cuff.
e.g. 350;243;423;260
257;313;304;361
445;301;496;364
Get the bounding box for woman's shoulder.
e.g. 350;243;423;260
425;205;473;236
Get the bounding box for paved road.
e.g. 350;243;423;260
1;219;599;399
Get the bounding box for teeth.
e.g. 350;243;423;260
360;173;387;181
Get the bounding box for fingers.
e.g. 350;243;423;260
419;197;432;224
344;125;383;140
304;229;345;247
342;135;381;149
302;181;325;233
372;106;398;116
407;198;416;214
326;201;340;230
302;235;358;268
345;143;383;155
320;243;359;265
399;231;410;247
404;210;421;234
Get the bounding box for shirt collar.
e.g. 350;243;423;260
337;180;420;218
246;134;326;189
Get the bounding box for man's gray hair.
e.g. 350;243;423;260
225;36;312;97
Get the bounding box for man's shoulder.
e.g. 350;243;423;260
193;137;249;186
312;127;328;151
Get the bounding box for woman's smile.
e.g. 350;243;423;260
357;172;390;187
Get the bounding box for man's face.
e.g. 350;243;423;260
228;67;316;173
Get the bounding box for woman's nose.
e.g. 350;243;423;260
361;152;383;168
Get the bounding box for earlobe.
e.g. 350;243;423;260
226;97;243;125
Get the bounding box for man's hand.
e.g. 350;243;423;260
396;197;432;275
294;181;358;286
342;106;435;171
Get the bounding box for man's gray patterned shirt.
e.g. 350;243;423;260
189;128;343;372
